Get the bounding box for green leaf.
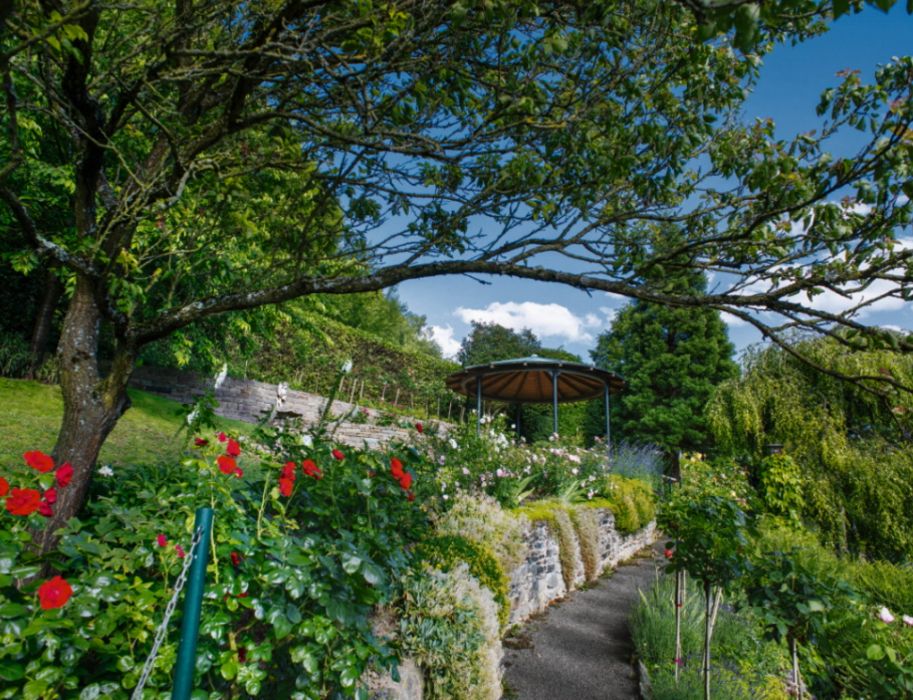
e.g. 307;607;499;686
0;661;24;681
221;658;239;680
833;0;851;17
341;552;362;574
867;643;885;661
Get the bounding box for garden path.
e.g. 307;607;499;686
502;546;660;700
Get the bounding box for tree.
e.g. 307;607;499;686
2;1;913;547
590;271;738;453
457;322;541;367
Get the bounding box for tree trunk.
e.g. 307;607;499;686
38;276;134;554
26;269;62;378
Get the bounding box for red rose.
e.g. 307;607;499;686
302;459;322;479
24;450;55;473
38;501;53;517
218;432;227;443
157;534;168;547
331;449;345;461
279;477;294;497
194;437;209;447
390;457;404;478
415;422;423;434
217;455;237;475
664;548;674;560
230;551;243;567
398;472;413;490
406;491;415;502
234;467;244;478
0;477;8;497
37;576;72;610
56;463;74;487
226;438;241;457
43;488;57;505
175;545;186;559
281;461;297;480
6;488;41;516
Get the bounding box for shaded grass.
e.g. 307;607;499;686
0;378;252;471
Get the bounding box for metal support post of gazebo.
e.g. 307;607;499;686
551;370;560;435
603;381;611;452
476;375;482;435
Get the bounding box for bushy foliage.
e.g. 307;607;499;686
432;491;528;576
755;453;804;523
399;564;502;700
0;431;431;699
414;535;511;629
706;339;913;560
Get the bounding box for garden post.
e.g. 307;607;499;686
703;580;712;700
172;507;214;700
603;382;611;453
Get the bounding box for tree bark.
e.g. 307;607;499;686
26;269;61;378
38;275;133;554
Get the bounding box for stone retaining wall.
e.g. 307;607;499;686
371;511;656;699
508;512;656;625
129;365;447;447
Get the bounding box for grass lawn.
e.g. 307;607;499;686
0;377;253;471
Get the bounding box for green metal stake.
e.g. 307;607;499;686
172;507;213;700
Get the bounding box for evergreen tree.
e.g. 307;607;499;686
590;272;738;453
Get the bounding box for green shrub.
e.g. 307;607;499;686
0;430;430;699
756;453;804;522
399;564;502;700
415;535;511;629
595;474;656;533
433;491;528;575
851;560;913;614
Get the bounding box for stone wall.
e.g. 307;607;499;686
129;365;447;447
508;511;656;626
370;510;656;699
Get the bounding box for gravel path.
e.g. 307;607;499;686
501;548;660;700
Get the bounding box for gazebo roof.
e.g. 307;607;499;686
446;355;625;403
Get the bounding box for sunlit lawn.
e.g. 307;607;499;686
0;377;252;472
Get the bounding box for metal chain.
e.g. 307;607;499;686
131;526;205;700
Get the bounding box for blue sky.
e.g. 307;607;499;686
396;6;913;362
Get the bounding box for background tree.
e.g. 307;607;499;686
2;1;913;547
706;337;913;560
589;271;738;454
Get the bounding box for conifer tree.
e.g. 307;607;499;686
590;272;738;453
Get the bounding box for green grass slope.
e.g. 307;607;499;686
0;378;251;470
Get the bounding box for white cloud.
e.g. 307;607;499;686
423;325;461;359
455;301;605;343
599;306;618;325
721;311;749;327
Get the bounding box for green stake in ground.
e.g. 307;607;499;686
172;507;214;700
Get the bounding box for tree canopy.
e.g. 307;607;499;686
590;271;738;453
3;0;913;540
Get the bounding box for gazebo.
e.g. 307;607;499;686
445;355;625;441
